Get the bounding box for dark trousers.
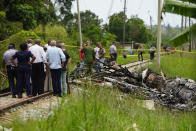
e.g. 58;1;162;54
7;65;17;95
50;69;62;96
31;63;45;96
150;51;155;60
16;69;31;96
138;52;143;61
110;53;117;61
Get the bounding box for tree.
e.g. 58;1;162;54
108;12;152;43
4;0;56;30
56;0;75;26
67;10;103;44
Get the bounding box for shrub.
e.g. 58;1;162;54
0;30;40;64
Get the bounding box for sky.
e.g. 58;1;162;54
71;0;183;27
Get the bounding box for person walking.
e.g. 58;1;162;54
2;43;18;98
29;39;46;96
11;43;36;98
45;40;65;97
109;41;117;62
57;43;71;95
81;42;95;75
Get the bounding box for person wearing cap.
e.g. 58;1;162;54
29;39;46;96
2;43;18;98
11;43;36;98
109;41;117;62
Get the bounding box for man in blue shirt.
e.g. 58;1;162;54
45;40;66;97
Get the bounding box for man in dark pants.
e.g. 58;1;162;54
45;40;65;97
11;43;36;98
29;39;46;96
2;44;18;98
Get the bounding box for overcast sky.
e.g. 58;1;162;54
71;0;183;27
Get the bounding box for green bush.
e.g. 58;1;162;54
0;30;40;64
0;11;23;40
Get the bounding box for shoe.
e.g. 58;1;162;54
18;94;22;98
12;95;16;98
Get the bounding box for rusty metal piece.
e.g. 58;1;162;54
0;91;53;115
0;92;11;97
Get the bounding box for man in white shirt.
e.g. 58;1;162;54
29;39;46;96
109;41;117;62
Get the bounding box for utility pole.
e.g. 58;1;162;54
189;17;191;52
123;0;126;45
181;16;184;32
157;0;162;68
77;0;83;47
150;15;153;32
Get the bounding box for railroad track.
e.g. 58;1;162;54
0;91;53;116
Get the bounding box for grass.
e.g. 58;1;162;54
117;54;150;65
149;52;196;81
9;86;196;131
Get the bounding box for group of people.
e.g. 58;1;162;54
78;41;115;75
2;39;71;98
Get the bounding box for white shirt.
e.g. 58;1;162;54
29;44;46;63
109;45;117;54
94;47;100;59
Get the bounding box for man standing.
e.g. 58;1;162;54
94;43;100;72
109;41;117;62
81;42;95;75
58;43;71;95
45;40;65;97
2;43;18;98
98;43;106;72
150;45;156;60
27;39;33;48
29;39;46;96
78;43;86;75
11;43;36;98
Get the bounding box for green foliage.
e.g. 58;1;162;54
67;10;104;44
101;32;116;48
150;53;196;81
57;0;75;25
164;0;196;19
0;11;6;18
10;87;196;131
82;24;102;44
0;12;23;40
5;0;56;30
0;30;40;63
72;10;103;27
33;24;68;43
108;12;153;43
